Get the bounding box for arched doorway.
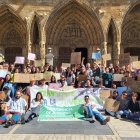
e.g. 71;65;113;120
30;15;40;59
122;3;140;58
107;19;118;65
3;29;23;63
45;1;104;66
0;5;26;63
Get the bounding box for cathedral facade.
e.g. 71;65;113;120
0;0;140;66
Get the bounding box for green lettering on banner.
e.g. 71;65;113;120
38;105;84;120
38;90;47;97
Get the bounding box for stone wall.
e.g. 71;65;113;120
0;0;139;65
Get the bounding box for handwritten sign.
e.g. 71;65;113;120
62;63;71;69
15;57;25;64
0;91;6;101
130;56;138;63
102;54;111;61
43;71;53;82
53;73;61;81
104;98;120;112
113;74;124;81
34;60;43;67
22;94;29;103
119;53;130;66
132;61;140;69
14;73;43;83
28;53;36;61
100;89;111;101
0;70;8;78
70;52;81;64
92;52;101;60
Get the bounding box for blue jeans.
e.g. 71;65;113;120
127;112;140;120
105;109;115;117
116;110;129;118
86;105;105;123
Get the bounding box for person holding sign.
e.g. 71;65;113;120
105;91;119;117
83;95;110;125
102;67;112;88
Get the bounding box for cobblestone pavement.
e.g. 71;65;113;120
0;117;139;140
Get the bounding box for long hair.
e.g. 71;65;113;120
35;92;43;101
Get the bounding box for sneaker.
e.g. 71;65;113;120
105;116;110;122
89;120;95;123
116;114;121;119
4;121;11;128
101;116;110;125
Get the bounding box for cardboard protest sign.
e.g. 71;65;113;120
104;98;120;112
102;54;111;61
113;74;124;81
78;74;88;82
14;73;34;83
100;89;111;101
129;80;140;93
28;53;36;61
119;53;130;66
62;63;71;69
0;70;8;78
0;91;6;100
22;94;29;103
34;73;44;81
132;61;140;69
92;52;101;60
34;60;43;67
70;52;81;64
43;71;53;82
130;56;138;63
53;73;61;81
15;57;25;64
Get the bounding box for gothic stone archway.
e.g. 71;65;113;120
0;5;26;63
122;3;140;59
45;1;104;66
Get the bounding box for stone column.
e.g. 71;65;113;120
102;41;107;66
26;19;32;55
114;42;121;66
39;22;46;65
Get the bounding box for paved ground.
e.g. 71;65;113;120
0;117;140;140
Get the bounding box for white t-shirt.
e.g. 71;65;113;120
8;97;27;114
